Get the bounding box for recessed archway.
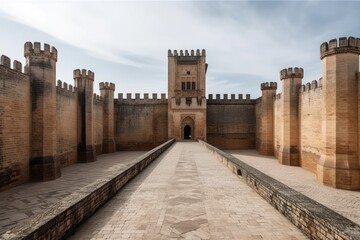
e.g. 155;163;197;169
184;125;192;139
181;116;194;140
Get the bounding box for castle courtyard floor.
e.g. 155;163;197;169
1;142;359;239
69;142;307;239
0;151;146;233
228;150;360;226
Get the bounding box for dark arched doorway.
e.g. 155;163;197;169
184;125;192;139
181;116;194;140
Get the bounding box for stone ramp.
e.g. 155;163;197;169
0;139;174;239
69;142;306;239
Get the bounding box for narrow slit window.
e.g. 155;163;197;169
192;82;195;90
187;82;191;90
181;82;185;90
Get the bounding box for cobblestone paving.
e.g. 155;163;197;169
228;150;360;226
70;142;307;240
0;151;145;233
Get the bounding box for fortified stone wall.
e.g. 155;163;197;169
299;79;322;173
115;93;168;150
0;42;115;191
56;80;78;167
93;94;104;155
0;55;31;190
207;94;256;149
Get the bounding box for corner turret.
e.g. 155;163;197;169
320;37;360;60
259;82;277;156
278;67;303;166
24;42;60;181
100;82;116;153
24;42;57;61
74;68;97;162
318;36;360;190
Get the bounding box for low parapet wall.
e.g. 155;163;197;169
199;140;360;240
1;139;175;240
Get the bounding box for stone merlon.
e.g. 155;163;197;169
0;55;23;73
168;49;206;57
99;82;115;91
73;69;94;81
280;67;304;80
261;82;277;91
320;36;360;60
24;42;57;61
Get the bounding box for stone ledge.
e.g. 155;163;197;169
0;139;175;240
199;140;360;240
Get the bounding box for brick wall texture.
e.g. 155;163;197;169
0;63;31;190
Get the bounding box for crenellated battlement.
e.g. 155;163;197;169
207;94;255;105
168;49;206;57
117;93;167;103
280;67;304;80
24;42;57;61
56;80;77;93
0;55;23;73
320;36;360;59
261;82;277;90
300;78;322;93
73;69;94;81
93;93;102;101
99;82;115;91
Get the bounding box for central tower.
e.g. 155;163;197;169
168;49;208;141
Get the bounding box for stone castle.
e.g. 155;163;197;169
0;37;359;191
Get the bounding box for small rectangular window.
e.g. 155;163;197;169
192;82;195;90
187;82;191;90
181;82;185;90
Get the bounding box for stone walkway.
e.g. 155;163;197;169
228;150;360;226
70;142;307;240
0;151;146;234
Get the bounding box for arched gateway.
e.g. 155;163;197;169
182;117;194;140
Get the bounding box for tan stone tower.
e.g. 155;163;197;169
279;67;303;166
318;37;360;190
24;42;60;181
259;82;277;155
74;69;96;162
100;82;115;153
168;49;207;141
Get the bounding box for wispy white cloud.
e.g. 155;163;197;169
0;1;359;97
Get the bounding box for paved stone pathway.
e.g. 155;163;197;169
70;142;307;239
228;150;360;226
0;151;146;233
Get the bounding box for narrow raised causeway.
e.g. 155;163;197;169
69;142;306;239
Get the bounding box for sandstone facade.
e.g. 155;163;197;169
1;37;360;191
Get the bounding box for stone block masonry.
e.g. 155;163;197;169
207;95;256;150
200;140;360;240
0;55;31;190
0;42;116;191
115;95;168;150
2;36;360;192
264;36;360;190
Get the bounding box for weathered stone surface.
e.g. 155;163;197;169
202;141;360;240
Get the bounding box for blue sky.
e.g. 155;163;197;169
0;1;359;98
